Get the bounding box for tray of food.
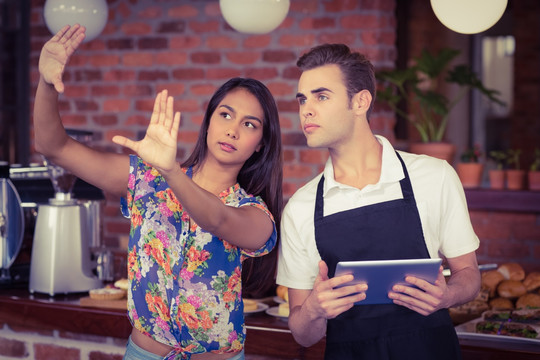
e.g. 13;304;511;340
449;262;540;325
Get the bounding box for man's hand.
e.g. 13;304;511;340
112;90;181;174
39;24;86;93
306;261;367;320
388;266;449;316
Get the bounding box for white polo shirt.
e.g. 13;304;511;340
276;135;479;290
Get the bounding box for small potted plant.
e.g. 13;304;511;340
457;144;484;188
528;148;540;191
488;150;506;190
506;149;525;190
376;47;505;164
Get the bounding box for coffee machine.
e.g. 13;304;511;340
29;130;103;296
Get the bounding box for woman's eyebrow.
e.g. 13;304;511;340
219;104;262;124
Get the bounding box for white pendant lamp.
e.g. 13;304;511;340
430;0;508;34
220;0;290;34
44;0;108;42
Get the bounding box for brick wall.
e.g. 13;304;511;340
0;323;125;360
28;0;397;249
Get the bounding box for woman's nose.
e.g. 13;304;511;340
226;127;238;139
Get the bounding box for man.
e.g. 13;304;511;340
276;44;480;359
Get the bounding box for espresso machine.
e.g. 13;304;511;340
29;130;104;295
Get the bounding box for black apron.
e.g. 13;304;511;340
314;152;461;360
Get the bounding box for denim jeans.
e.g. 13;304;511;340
123;337;245;360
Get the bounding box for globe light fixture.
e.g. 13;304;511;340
430;0;508;35
220;0;290;34
44;0;108;42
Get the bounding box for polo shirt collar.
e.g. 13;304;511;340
322;135;405;195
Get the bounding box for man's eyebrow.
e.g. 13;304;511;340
296;87;334;99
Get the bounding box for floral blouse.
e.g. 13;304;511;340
125;155;276;360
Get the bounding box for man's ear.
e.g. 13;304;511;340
352;90;372;114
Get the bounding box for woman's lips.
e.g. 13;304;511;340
219;142;237;152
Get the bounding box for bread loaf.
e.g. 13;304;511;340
482;270;505;298
523;272;540;292
497;280;527;298
278;302;290;317
497;263;526;281
516;293;540;309
489;297;514;310
276;285;289;302
243;298;258;312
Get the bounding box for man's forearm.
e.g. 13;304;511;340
288;304;327;347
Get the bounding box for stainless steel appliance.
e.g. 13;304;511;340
29;130;104;295
0;161;24;284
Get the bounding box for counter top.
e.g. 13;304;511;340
1;287;539;360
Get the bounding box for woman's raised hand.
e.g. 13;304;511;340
39;24;86;93
113;90;181;174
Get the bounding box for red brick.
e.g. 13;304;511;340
323;0;358;12
123;85;153;97
174;99;200;113
121;23;152;36
262;50;297;63
93;115;119;126
300;149;328;164
299;17;336;30
138;70;169;81
189;20;220;33
0;337;27;357
178;131;200;144
190;84;217;96
317;32;356;45
243;35;272;48
267;82;294;97
89;351;124;360
138;37;168;50
125;115;149;126
172;68;205;80
206;68;242;80
62;115;88;126
206;36;238;49
156;83;186;97
169;5;199;18
122;53;153;67
138;6;163;19
92;86;121;97
75;100;99;111
244;67;279;80
279;34;316;47
282;132;307;147
157;21;187;33
170;36;202;49
277;99;298;113
191;52;221;64
103;99;130;112
106;221;131;235
103;70;136;82
226;52;260;65
34;343;80;360
65;85;89;98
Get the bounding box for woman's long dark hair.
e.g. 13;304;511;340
182;78;283;298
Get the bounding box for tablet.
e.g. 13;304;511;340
334;258;442;305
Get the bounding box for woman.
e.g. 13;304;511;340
34;24;283;360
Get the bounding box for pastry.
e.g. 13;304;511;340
278;302;290;317
89;287;126;301
481;270;504;298
497;263;526;281
489;297;514;310
523;272;540;292
276;285;288;302
243;298;258;312
114;278;129;291
497;280;527;298
516;293;540;309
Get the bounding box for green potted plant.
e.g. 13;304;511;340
528;148;540;191
456;144;483;188
488;150;507;190
376;47;505;163
506;149;525;190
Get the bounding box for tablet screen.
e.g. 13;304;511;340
334;258;442;305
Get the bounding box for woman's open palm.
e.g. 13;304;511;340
39;24;86;93
113;90;181;173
